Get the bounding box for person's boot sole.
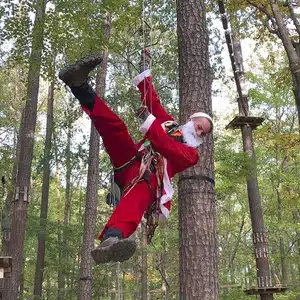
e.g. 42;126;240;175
59;53;103;86
91;238;137;264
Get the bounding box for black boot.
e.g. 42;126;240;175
59;53;103;87
91;228;137;264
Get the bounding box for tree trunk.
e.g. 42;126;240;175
158;224;169;300
59;114;73;299
232;26;274;300
56;166;63;300
177;1;218;299
292;43;300;126
53;126;64;300
228;218;245;283
140;222;148;300
269;0;300;125
242;127;273;300
33;79;55;299
3;1;46;298
218;3;274;297
1;122;21;255
77;14;111;300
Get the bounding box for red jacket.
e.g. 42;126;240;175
132;70;199;219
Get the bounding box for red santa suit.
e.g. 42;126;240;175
82;70;199;240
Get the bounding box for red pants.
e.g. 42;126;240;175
84;95;157;239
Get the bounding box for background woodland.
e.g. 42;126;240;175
1;0;300;299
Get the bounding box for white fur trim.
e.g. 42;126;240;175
159;203;170;221
139;114;156;135
189;112;213;124
132;69;151;87
162;158;173;201
158;158;174;220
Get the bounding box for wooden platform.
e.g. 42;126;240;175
244;286;288;295
226;115;265;130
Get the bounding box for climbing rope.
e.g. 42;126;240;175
106;0;161;243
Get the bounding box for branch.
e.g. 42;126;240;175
286;0;300;38
246;0;274;20
246;0;280;37
264;18;280;38
227;217;245;271
155;264;170;289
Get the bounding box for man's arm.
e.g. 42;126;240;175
132;70;174;124
140;114;199;174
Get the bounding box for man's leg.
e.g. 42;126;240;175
70;83;138;168
59;55;144;264
91;177;157;264
59;54;138;168
100;178;156;239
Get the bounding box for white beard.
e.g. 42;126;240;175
181;121;202;148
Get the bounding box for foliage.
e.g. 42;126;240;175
1;0;300;299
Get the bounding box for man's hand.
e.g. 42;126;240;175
136;106;150;122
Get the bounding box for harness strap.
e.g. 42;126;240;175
122;149;156;197
113;153;141;173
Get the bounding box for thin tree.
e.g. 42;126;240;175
33;74;55;298
176;0;219;299
78;13;111;300
218;1;275;298
3;0;47;298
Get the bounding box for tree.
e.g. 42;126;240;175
176;0;219;299
78;13;111;300
227;0;300;125
3;0;47;298
33;76;55;298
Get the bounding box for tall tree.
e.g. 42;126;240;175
140;222;148;300
33;77;55;298
78;13;111;300
176;0;219;299
58;98;77;299
3;0;47;298
218;2;275;299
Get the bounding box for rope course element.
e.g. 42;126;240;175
217;0;249;116
217;1;288;297
0;256;12;296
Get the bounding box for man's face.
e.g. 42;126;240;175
192;117;212;137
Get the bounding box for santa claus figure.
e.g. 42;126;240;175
59;50;213;264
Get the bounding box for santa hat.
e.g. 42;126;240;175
189;112;213;132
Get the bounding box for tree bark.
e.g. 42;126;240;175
56;166;63;300
33;80;55;299
177;1;218;299
3;1;46;298
59;111;73;299
77;14;111;300
242;127;273;300
140;222;148;300
230;14;273;300
1;121;21;255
